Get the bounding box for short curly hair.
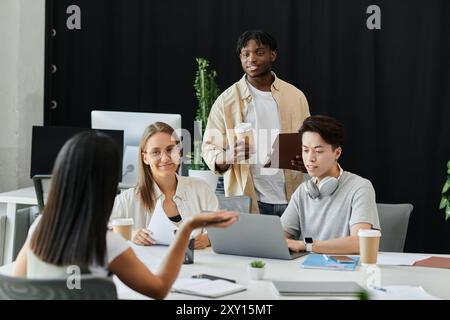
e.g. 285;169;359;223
236;30;277;55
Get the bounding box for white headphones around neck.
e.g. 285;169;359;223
305;165;344;199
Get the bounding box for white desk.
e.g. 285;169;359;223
0;187;37;265
113;244;450;300
0;244;448;300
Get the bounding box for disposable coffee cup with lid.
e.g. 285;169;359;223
358;229;381;237
234;122;254;149
112;218;134;226
235;122;252;134
358;229;382;266
112;218;134;241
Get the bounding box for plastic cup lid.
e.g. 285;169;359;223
358;229;381;237
112;218;134;226
235;122;252;133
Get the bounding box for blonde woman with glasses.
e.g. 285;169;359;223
111;122;219;249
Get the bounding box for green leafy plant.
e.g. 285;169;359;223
249;260;266;268
188;58;221;170
439;160;450;221
358;290;370;300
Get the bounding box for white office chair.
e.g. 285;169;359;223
11;206;40;261
377;203;413;252
0;274;117;300
0;215;6;266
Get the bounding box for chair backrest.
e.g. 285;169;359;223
12;206;40;261
0;274;117;300
33;175;52;213
0;215;6;266
217;195;252;213
377;203;413;252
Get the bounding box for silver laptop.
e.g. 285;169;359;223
206;213;308;260
272;281;365;296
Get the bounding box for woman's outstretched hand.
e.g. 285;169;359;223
187;211;239;230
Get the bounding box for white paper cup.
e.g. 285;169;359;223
235;123;254;148
234;123;255;164
358;229;382;266
112;218;134;241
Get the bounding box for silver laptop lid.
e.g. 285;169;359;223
206;213;306;260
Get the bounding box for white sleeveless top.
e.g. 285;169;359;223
26;215;129;279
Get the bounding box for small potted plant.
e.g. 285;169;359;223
188;57;221;191
439;160;450;221
248;260;266;280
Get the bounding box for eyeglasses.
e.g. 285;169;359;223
144;145;181;160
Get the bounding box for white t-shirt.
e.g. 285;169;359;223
26;215;129;279
246;80;287;204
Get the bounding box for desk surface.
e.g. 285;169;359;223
113;244;450;300
0;187;38;205
0;184;132;205
1;245;448;300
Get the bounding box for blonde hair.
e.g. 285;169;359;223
136;122;180;211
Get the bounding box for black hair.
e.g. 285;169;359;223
236;30;278;55
298;115;344;150
30;131;121;267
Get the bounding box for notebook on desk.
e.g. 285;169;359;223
301;253;359;271
272;281;364;296
172;278;246;298
413;256;450;269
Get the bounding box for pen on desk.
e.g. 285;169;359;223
370;286;387;292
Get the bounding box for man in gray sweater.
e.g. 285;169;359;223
281;115;380;254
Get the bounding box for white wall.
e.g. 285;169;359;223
0;0;45;192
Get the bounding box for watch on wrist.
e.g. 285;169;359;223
304;237;314;252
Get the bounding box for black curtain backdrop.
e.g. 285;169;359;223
44;0;450;253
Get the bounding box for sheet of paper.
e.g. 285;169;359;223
377;252;432;266
172;278;211;291
368;285;440;300
147;199;178;245
172;278;246;298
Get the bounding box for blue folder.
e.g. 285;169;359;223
301;254;359;271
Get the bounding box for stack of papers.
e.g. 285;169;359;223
172;278;246;298
301;254;359;271
368;285;440;300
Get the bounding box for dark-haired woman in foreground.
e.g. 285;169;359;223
12;131;238;299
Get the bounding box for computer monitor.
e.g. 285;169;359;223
91;110;182;147
91;110;182;186
30;126;124;180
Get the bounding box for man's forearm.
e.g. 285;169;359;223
312;236;360;254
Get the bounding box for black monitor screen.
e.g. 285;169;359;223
31;126;124;181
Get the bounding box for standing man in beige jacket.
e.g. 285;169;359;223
202;30;310;214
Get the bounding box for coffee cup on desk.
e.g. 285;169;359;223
358;229;382;266
112;218;134;241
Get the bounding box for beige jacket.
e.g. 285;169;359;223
202;73;310;213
